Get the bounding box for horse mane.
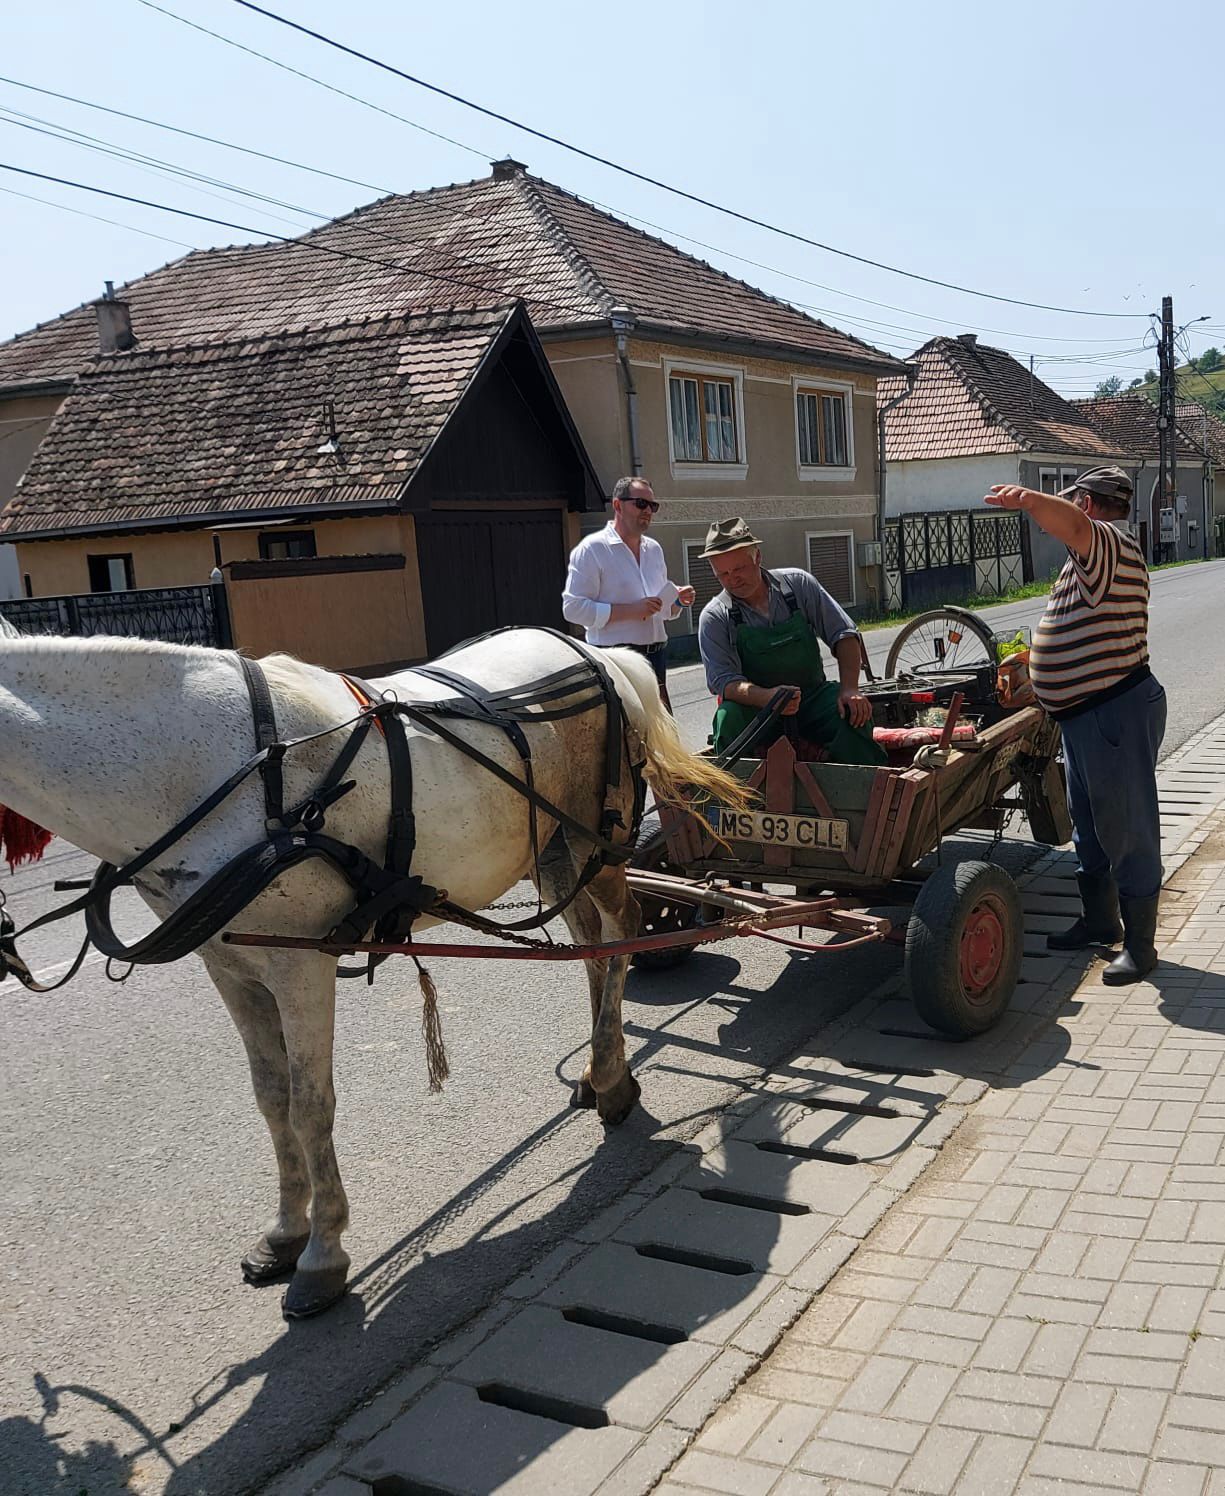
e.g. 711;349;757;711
0;609;20;640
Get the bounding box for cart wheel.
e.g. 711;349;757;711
905;861;1021;1036
885;606;997;676
629;811;714;971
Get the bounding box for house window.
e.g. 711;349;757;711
669;373;739;463
806;532;855;607
1039;467;1081;495
87;554;134;593
258;529;317;561
797;389;849;467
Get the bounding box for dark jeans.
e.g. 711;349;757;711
1059;672;1167;900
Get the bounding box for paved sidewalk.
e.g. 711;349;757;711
659;814;1225;1496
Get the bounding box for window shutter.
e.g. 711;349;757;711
806;533;854;606
683;540;724;629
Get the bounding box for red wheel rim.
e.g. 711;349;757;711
959;896;1006;1001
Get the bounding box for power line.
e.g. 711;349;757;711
0;181;197;248
136;1;491;162
0;69;1157;349
0;73;393;195
137;0;1146;320
0;161;613;322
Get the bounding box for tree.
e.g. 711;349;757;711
1199;348;1222;373
1128;377;1144;389
1144;368;1158;384
1093;375;1123;398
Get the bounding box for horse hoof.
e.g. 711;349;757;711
241;1233;309;1285
599;1073;641;1127
281;1266;349;1320
570;1077;598;1110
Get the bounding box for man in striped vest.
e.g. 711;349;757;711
985;467;1166;985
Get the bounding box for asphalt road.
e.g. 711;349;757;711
4;559;1224;1496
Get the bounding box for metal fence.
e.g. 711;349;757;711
2;582;230;647
884;510;1027;610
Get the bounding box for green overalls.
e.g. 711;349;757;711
710;577;886;765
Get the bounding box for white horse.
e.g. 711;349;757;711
0;618;744;1316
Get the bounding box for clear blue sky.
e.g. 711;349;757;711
3;0;1222;397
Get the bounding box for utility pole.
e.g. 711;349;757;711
1156;296;1178;563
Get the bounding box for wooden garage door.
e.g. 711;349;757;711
416;509;566;657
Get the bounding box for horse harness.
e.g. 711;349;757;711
0;628;648;994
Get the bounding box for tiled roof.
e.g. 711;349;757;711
879;336;1124;462
1175;400;1225;464
0;306;514;537
0;167;903;391
1073;394;1206;460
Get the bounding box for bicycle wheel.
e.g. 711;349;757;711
885;606;997;676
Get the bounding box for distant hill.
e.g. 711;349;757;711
1126;365;1225;413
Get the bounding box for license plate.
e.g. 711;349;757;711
713;807;849;851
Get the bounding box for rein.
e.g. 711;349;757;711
0;634;645;996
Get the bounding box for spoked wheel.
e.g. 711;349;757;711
629;811;717;971
885;606;996;676
904;861;1021;1036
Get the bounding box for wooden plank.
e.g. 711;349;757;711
861;774;903;880
792;757;838;819
878;771;921;882
763;736;798;869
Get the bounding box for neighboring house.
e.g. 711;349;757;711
2;304;603;670
877;336;1209;604
1072;394;1213;561
0;160;906;655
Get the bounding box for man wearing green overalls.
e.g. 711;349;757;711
696;518;886;765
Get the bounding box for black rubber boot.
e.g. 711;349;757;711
1102;896;1160;986
1046;871;1123;951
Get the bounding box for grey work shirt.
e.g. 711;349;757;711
697;567;862;698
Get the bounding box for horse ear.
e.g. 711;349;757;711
0;806;53;870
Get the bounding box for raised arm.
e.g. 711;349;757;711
985;486;1093;560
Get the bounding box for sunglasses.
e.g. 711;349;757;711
628;496;660;512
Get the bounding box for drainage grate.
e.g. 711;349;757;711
562;1305;687;1345
634;1243;754;1276
476;1382;609;1429
699;1187;810;1216
795;1096;899;1120
878;1027;968;1044
841;1059;937;1077
754;1139;858;1165
370;1478;456;1496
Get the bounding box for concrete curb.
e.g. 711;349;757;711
262;712;1225;1496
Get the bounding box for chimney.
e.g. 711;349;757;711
491;158;528;181
95;281;135;354
956;332;978;348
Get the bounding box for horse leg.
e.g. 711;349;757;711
255;950;351;1319
202;953;311;1285
533;834;606;1111
582;865;643;1127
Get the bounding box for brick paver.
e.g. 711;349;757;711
665;817;1225;1495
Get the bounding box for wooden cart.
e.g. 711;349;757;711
634;698;1070;1038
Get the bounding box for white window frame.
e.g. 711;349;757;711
793;375;856;482
664;357;748;481
804;528;856;607
1038;465;1081;495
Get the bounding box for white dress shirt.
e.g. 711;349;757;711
562;521;678;646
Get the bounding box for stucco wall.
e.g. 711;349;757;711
886;454;1022;514
544;333;885;624
1;390;65;599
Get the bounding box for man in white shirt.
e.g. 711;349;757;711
562;476;695;709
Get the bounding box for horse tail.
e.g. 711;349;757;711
602;647;753;813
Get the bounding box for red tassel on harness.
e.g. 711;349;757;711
0;805;53;872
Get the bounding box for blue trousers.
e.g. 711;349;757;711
1059;673;1167;900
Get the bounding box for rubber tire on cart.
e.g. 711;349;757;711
904;861;1022;1037
884;605;997;677
629;810;717;971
